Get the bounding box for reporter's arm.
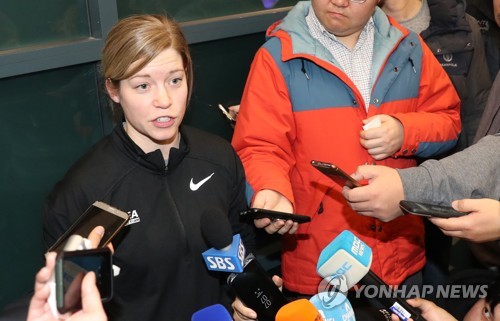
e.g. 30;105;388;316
398;135;500;205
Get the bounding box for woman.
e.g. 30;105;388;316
42;14;254;321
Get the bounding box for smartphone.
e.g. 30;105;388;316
399;200;469;218
217;104;235;122
311;160;362;188
55;247;113;313
48;201;130;254
240;208;311;223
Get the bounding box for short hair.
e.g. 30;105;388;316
101;14;193;123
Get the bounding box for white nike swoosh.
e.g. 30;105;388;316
190;173;215;191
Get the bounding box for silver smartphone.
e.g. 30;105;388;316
48;201;130;253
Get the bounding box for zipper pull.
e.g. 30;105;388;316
301;59;310;80
408;58;416;73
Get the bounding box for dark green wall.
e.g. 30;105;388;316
0;31;265;312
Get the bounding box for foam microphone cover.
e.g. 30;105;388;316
309;293;355;321
275;299;323;321
200;208;233;250
191;304;232;321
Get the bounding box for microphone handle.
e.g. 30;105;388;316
361;271;426;321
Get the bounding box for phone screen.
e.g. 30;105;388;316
48;201;130;254
55;248;113;313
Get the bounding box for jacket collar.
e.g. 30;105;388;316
112;124;189;172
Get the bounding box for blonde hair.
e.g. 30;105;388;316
101;14;193;122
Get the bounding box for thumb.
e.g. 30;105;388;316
80;272;103;313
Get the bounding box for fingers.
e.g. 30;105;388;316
232;298;257;320
271;275;283;289
80;272;104;313
87;226;105;248
263;219;295;235
35;252;57;292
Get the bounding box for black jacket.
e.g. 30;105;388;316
422;0;491;151
43;125;255;321
466;0;500;81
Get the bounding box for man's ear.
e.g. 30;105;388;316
105;78;120;103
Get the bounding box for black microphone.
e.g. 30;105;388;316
201;208;246;273
201;208;234;250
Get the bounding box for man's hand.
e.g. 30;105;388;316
251;189;298;234
27;252;107;321
360;115;404;160
391;298;458;321
430;199;500;242
342;165;404;222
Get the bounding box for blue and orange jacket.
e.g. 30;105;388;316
232;3;461;294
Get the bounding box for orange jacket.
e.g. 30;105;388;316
232;4;461;294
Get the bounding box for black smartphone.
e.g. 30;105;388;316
48;201;130;254
55;247;113;314
311;160;362;188
240;208;311;223
399;200;469;218
227;254;289;321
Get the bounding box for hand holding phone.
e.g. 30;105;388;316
399;200;469;218
55;247;113;314
311;160;362;188
240;208;311;224
48;201;129;254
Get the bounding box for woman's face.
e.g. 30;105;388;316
107;48;188;156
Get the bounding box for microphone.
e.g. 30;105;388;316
316;230;425;321
309;292;355;321
200;209;288;321
201;209;246;273
191;304;232;321
275;299;324;321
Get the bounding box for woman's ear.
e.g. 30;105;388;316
105;78;120;103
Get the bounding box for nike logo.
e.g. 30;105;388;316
190;173;215;191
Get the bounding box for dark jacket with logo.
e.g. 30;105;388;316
43;125;255;321
421;0;491;151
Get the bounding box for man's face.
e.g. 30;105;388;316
311;0;379;37
464;298;500;321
